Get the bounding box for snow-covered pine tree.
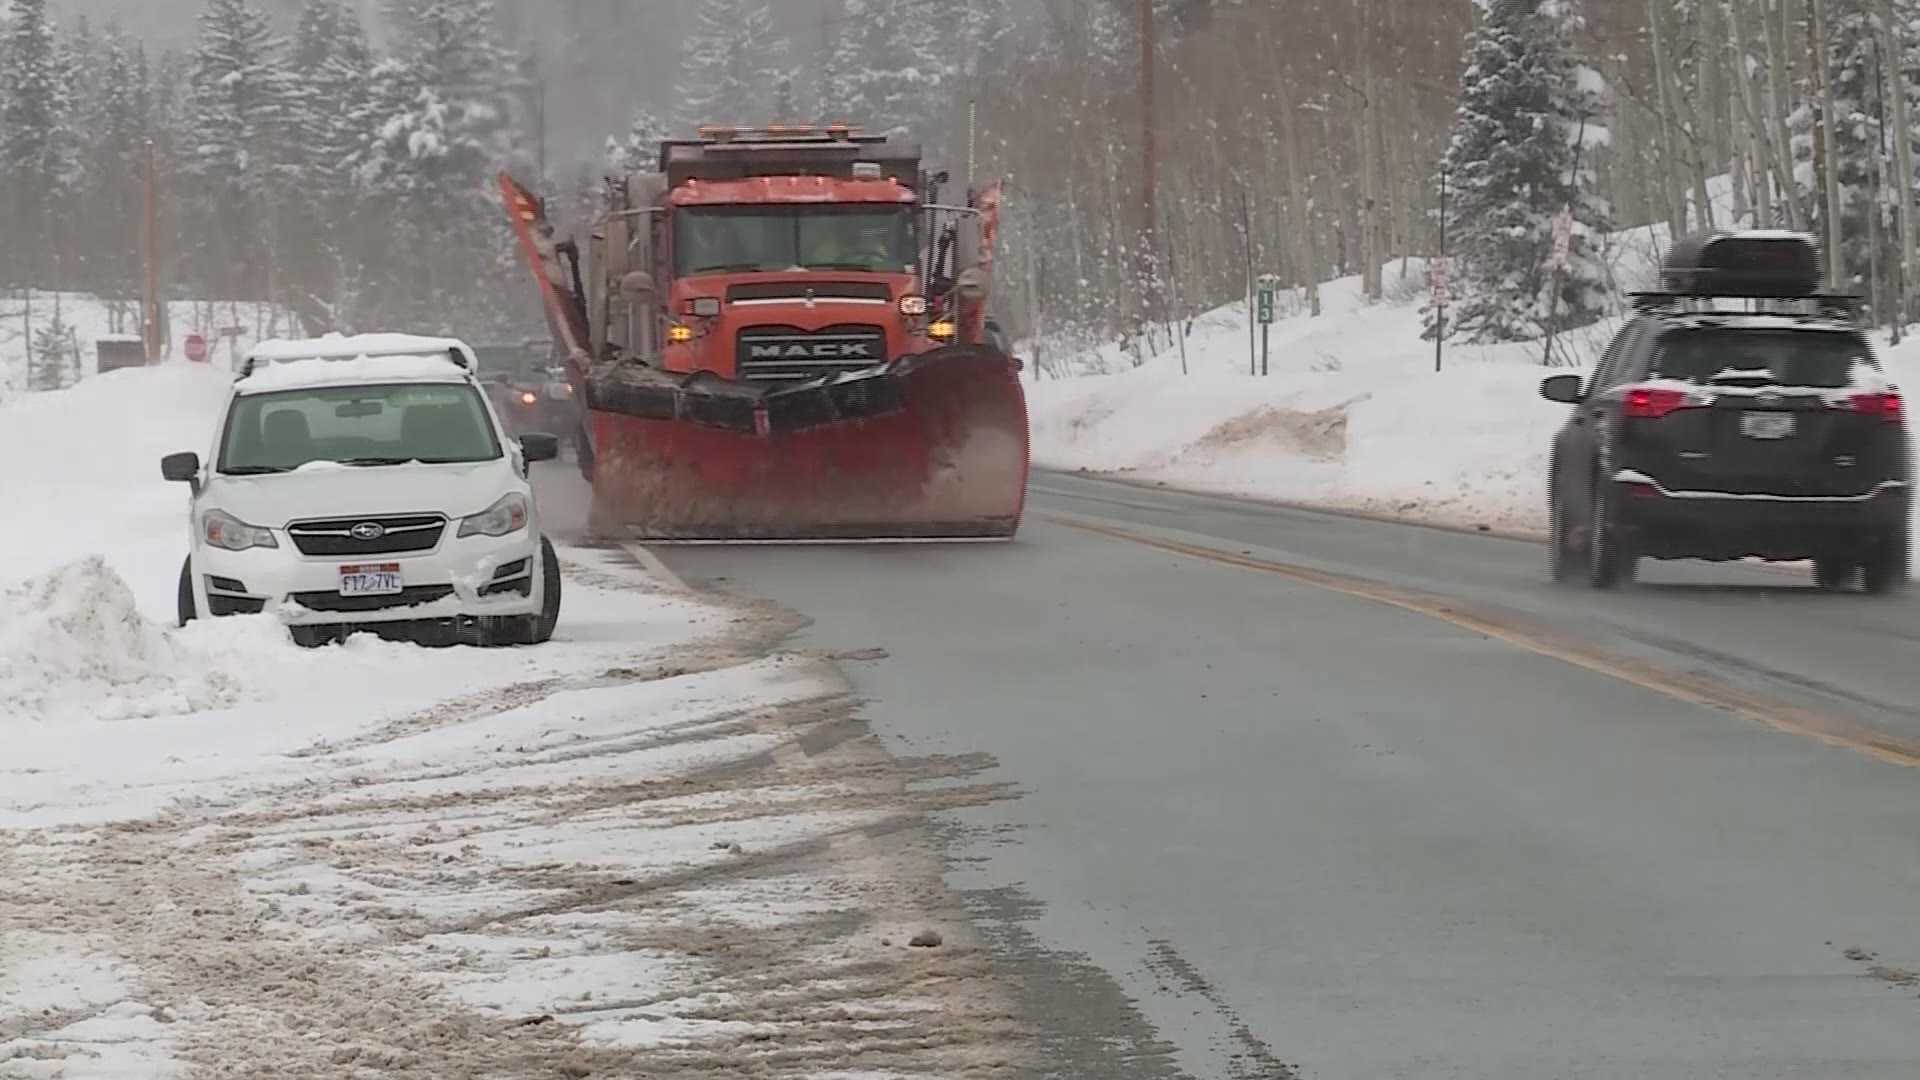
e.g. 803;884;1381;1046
359;0;516;330
1823;4;1884;298
27;308;74;391
607;108;670;175
185;0;292;298
1;0;79;286
675;0;784;129
822;0;949;139
285;0;375;311
1437;0;1611;345
76;24;151;299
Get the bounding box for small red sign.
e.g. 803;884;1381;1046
184;333;209;363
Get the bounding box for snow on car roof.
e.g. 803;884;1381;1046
248;332;476;365
238;353;475;394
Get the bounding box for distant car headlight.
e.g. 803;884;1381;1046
458;493;529;538
519;390;539;406
202;509;278;551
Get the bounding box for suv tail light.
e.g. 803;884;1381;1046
1622;385;1711;419
1837;391;1905;423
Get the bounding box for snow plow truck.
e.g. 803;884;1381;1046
499;124;1029;540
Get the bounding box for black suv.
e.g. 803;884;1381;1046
1542;231;1911;592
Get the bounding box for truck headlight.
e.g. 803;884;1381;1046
202;510;278;551
458;493;529;538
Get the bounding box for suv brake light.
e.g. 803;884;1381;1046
1837;391;1905;423
1622;385;1710;419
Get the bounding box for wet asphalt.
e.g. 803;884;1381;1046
644;470;1920;1080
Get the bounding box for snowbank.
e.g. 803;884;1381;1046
0;361;234;613
0;558;249;724
1029;270;1580;533
1030;262;1920;550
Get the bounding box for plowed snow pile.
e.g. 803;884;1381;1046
0;558;244;723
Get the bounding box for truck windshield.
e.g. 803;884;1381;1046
1654;329;1873;388
219;383;502;473
675;205;918;275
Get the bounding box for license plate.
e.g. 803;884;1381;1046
339;563;403;596
1740;412;1796;440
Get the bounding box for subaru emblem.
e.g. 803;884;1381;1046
350;521;386;541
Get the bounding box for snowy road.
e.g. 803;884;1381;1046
656;469;1920;1080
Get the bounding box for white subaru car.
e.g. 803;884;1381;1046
162;334;563;647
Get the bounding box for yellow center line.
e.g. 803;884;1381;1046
1044;512;1920;769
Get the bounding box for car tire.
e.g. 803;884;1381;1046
532;537;562;644
1813;557;1858;591
1861;529;1909;595
176;557;196;627
1588;483;1634;589
1548;486;1577;583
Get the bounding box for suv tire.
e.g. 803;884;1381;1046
1549;486;1578;583
1813;557;1858;591
1588;484;1634;589
177;557;196;627
500;539;564;645
1862;529;1909;595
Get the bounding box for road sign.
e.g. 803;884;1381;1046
1256;274;1280;325
184;333;208;363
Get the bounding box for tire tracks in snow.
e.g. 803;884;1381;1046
2;557;1040;1078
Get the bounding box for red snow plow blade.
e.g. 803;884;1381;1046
582;346;1029;540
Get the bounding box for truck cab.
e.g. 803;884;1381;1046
595;125;984;384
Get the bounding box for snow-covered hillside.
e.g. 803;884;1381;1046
0;291;299;401
1028;262;1920;553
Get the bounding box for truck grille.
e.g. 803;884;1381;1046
288;514;446;556
736;325;888;382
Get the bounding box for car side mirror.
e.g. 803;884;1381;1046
1539;374;1585;404
520;433;560;464
161;451;201;487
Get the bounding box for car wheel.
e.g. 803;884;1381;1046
1813;557;1858;591
1588;483;1634;589
1861;528;1909;595
532;537;562;644
1548;486;1577;583
176;556;196;627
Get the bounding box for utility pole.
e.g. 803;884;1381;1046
1137;0;1158;328
143;138;161;363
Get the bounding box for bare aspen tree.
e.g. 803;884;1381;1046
1355;0;1381;301
1811;0;1845;287
1880;0;1914;323
1280;78;1321;316
1762;0;1806;229
1649;0;1691;235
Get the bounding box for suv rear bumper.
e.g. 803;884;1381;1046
1609;472;1909;561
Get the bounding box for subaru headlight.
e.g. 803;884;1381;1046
457;493;529;538
202;509;278;551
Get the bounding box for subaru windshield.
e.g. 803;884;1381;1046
218;383;502;474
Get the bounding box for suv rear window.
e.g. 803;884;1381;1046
1652;329;1872;389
